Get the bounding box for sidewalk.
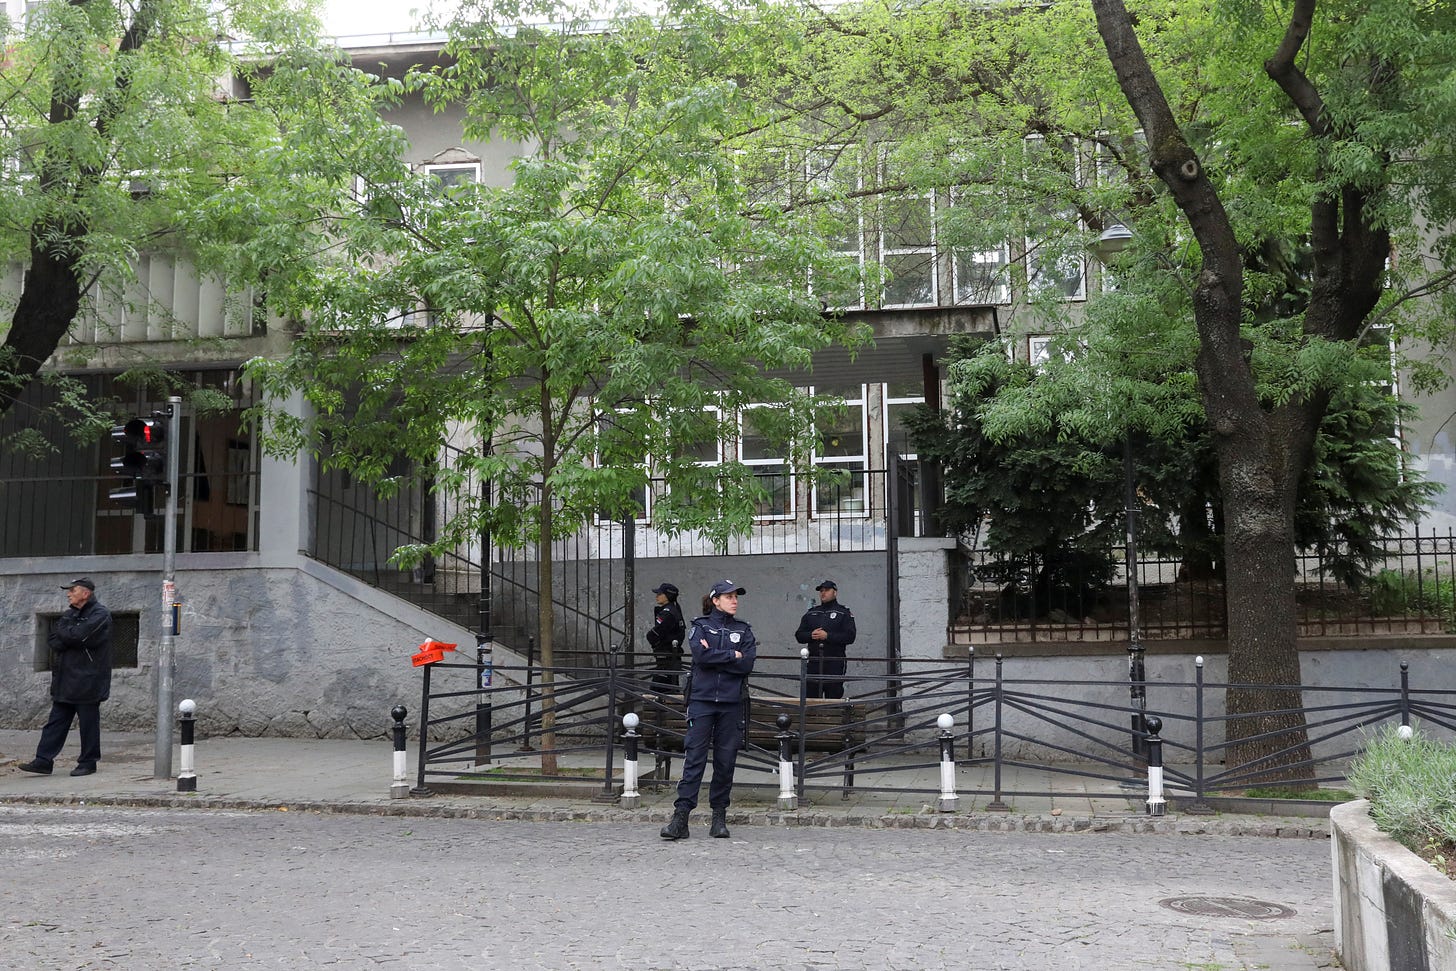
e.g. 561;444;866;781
0;728;1332;837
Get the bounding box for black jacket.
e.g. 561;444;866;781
794;598;857;656
646;600;686;657
685;609;756;704
48;598;113;704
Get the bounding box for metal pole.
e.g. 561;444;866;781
154;395;182;779
986;654;1009;812
1125;438;1147;761
475;634;493;766
797;647;809;803
411;664;434;796
1186;655;1213;815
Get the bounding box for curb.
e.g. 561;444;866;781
0;792;1332;837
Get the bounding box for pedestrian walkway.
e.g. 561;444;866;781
0;728;1334;837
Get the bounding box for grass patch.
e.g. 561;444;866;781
1242;785;1354;802
1346;724;1456;880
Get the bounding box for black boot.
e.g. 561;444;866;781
660;809;690;840
709;809;730;839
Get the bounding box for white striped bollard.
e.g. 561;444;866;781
1145;715;1165;816
776;714;797;811
936;712;958;812
620;713;641;809
176;699;197;792
390;705;409;800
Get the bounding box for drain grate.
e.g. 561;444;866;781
1159;896;1296;920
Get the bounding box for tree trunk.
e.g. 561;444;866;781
1091;0;1316;781
0;244;83;417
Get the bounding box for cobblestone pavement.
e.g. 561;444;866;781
0;805;1335;971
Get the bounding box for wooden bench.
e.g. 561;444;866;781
635;691;870;793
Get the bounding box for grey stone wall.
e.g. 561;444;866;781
0;562;474;741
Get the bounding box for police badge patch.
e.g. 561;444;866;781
729;632;741;643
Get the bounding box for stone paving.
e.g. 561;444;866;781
0;729;1342;969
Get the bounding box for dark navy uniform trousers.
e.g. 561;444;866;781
674;700;744;813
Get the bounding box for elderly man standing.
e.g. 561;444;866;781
20;578;114;777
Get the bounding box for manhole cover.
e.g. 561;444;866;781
1159;896;1296;920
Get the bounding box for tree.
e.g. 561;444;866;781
0;0;390;447
245;0;867;771
741;0;1456;778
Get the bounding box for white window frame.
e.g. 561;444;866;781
879;148;938;308
806;146;865;310
738;403;796;521
811;384;869;519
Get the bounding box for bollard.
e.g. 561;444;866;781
620;713;641;809
390;705;409;800
936;712;958;812
775;714;797;811
1145;715;1165;816
176;699;197;793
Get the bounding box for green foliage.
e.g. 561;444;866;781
247;0;870;564
1366;569;1456;628
1347;724;1456;863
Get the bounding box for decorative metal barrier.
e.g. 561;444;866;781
404;650;1456;806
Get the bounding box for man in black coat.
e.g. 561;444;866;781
20;578;114;777
794;579;857;699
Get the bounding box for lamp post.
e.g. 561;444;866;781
1090;223;1147;761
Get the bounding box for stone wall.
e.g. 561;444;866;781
1331;800;1456;971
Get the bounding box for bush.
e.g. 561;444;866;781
1366;568;1456;625
1346;724;1456;876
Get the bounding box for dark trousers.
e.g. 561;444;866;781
674;700;744;813
34;700;102;769
807;651;847;700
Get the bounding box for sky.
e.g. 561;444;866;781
320;0;452;36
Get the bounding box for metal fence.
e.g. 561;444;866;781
402;650;1453;806
955;527;1456;643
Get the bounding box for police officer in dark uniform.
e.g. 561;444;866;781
646;582;686;691
660;579;756;841
794;579;857;699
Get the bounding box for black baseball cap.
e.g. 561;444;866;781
708;579;746;598
61;578;95;591
652;582;679;597
815;579;838;591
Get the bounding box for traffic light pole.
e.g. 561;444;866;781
153;396;182;780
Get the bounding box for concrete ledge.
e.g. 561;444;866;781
1331;799;1456;971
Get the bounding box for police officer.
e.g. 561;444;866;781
645;582;686;691
794;579;857;699
660;579;756;841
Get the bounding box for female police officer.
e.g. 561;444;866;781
659;579;756;840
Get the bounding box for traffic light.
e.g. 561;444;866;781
109;414;168;515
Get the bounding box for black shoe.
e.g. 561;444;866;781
19;760;52;775
709;810;730;839
69;765;96;777
660;810;690;840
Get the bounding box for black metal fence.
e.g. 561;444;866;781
403;650;1454;806
955;527;1456;643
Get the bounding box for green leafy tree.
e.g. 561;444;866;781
245;0;866;770
742;0;1456;778
0;0;376;442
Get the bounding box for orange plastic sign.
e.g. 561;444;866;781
410;640;458;667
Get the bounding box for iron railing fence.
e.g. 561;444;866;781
0;470;261;556
954;527;1456;644
405;650;1453;807
308;458;904;670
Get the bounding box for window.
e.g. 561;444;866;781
1023;135;1086;301
953;240;1011;305
423;162;481;195
813;383;868;517
805;146;865;309
739;405;794;519
880;149;937;307
883;379;926;459
35;611;141;672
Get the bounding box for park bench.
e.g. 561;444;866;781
635;690;871;793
